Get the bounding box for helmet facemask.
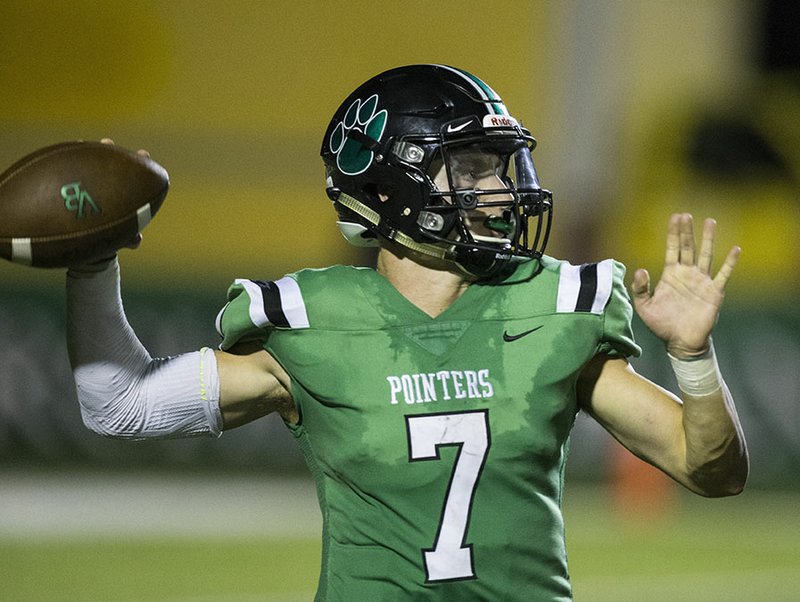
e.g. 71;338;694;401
414;128;552;278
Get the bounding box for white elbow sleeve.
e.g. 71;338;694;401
67;259;223;440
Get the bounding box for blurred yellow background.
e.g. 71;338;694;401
2;0;795;297
1;0;553;286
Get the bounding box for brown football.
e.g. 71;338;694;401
0;141;169;268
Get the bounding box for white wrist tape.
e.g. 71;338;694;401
67;259;223;440
668;343;723;397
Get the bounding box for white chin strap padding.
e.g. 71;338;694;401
336;221;381;247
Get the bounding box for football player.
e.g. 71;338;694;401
67;64;748;601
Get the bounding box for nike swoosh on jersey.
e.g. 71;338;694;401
502;325;543;342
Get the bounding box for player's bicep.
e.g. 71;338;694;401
577;354;687;480
214;346;294;430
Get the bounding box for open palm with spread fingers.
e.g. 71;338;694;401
631;213;739;359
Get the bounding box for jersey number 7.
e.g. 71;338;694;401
405;410;491;582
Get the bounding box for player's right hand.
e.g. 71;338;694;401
67;139;151;271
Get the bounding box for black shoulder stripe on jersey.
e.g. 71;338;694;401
556;259;613;315
253;280;291;328
575;263;598;313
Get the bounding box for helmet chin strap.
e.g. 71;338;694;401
333;189;519;278
334;190;454;263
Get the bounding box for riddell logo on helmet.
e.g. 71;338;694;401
483;115;519;128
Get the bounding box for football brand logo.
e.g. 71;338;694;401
328;94;387;175
61;182;101;219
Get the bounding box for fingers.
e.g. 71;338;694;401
713;245;740;290
99;137;150;159
697;218;716;274
99;138;146;252
125;233;143;250
678;213;695;266
667;213;715;270
665;213;696;266
630;268;651;302
665;212;739;289
664;213;681;266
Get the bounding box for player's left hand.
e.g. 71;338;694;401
630;213;739;359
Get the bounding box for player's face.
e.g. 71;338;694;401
431;146;515;242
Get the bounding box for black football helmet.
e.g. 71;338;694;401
320;64;552;278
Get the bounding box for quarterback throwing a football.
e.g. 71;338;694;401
66;65;748;601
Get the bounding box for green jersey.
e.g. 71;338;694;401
216;256;640;601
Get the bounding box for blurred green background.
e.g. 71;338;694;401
1;0;798;600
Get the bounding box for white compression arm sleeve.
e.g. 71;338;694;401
66;259;223;440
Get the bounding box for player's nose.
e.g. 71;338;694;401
476;174;513;202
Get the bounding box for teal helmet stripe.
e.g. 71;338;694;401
437;65;508;116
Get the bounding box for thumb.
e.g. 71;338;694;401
630;268;651;304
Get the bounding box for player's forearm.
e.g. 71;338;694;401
66;258;222;440
67;257;151;378
670;347;749;496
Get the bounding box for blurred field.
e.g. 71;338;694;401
1;473;798;601
566;486;800;601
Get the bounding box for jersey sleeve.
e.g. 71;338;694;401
598;260;641;359
215;276;310;351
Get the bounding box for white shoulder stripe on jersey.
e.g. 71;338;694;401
556;263;582;313
274;276;310;329
556;259;614;314
233;277;310;330
236;279;271;328
591;260;614;314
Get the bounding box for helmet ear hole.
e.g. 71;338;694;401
374;182;395;202
362;183;380;200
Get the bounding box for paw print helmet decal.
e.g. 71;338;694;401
328;94;387;176
320;64;553;278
